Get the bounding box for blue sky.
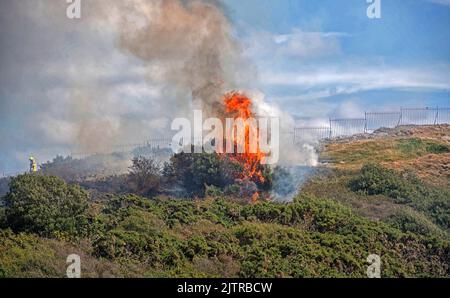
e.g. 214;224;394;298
223;0;450;119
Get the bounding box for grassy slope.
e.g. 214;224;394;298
321;126;450;187
304;125;450;244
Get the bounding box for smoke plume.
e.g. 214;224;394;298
0;0;316;173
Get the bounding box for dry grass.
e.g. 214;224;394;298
321;125;450;187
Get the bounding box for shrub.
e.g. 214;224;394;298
163;152;242;197
205;185;224;197
3;174;89;238
426;142;450;154
127;156;162;197
350;164;450;229
350;164;414;203
164;151;274;197
386;208;444;236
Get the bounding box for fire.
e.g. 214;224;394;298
222;91;266;187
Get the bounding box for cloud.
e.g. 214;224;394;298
427;0;450;7
261;65;450;102
243;28;346;61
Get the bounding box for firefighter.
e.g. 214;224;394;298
29;156;37;173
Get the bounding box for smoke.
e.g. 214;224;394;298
86;0;252;117
250;90;319;166
0;0;316;173
58;0;254;147
272;166;320;202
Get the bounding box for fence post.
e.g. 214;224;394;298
397;107;403;127
364;112;367;133
329;118;332;139
434;106;439;125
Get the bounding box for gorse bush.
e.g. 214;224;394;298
3;174;89;238
92;194;450;277
350;164;450;229
1;151;449;277
386;208;445;236
163;152;273;197
1;189;449;277
350;164;414;203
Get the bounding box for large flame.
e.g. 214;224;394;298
222;92;266;194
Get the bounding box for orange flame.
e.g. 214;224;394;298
222;91;266;188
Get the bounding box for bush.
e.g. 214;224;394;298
426;142;450;154
350;164;414;203
386;208;444;236
2;190;449;277
350;164;450;229
163;152;242;197
164;151;274;197
3;174;89;238
127;156;162;198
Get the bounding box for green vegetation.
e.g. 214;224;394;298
163;152;272;197
1;127;449;278
350;164;450;229
396;138;450;156
0;172;449;278
386;208;445;236
127;156;162;197
3;174;89;239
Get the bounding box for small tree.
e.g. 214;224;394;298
4;174;89;238
127;156;162;197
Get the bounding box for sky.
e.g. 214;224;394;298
224;0;450;119
0;0;449;173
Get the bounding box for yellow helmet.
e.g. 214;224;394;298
29;156;34;160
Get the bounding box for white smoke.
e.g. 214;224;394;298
0;0;318;172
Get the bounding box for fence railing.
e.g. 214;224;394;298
293;127;331;143
1;171;24;178
330;118;366;138
294;107;450;142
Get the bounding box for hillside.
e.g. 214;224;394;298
321;125;450;187
0;126;449;278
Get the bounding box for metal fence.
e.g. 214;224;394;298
294;127;331;143
330;118;366;138
70;137;174;158
295;107;450;141
365;112;401;131
1;171;24;178
399;108;439;126
437;107;450;124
